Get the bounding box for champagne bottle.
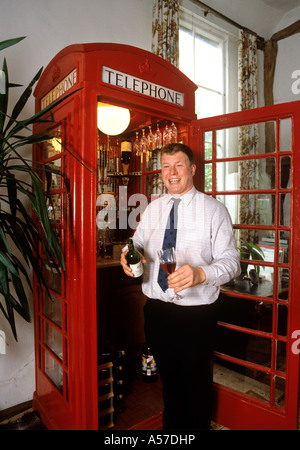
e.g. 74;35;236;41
142;342;158;383
126;238;143;284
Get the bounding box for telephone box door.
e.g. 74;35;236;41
190;100;300;430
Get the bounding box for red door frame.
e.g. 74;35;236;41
190;100;300;430
32;43;197;430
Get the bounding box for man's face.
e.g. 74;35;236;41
161;151;196;196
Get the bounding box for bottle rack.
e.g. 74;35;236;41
97;350;126;429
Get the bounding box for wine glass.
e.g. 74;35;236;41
154;123;162;149
157;247;182;302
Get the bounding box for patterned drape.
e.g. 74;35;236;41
152;0;179;67
238;30;259;245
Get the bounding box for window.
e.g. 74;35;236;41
179;7;238;119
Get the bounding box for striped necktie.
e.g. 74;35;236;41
157;198;181;291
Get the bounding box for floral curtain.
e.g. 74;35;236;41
238;30;259;246
152;0;179;67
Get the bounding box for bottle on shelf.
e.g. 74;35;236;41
142;342;158;383
125;238;143;284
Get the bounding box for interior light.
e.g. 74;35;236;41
97;103;130;135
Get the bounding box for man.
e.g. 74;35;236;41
121;143;240;430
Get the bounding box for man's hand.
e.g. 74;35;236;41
120;249;146;277
168;265;206;293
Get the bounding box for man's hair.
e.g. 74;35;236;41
161;143;194;165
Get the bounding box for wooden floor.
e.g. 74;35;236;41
113;374;164;430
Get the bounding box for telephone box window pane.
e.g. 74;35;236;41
277;304;288;336
204;164;212;192
280;118;292;152
276;341;286;372
280;193;290;226
43;292;62;327
218;295;273;333
281;156;291;189
45;351;63;393
217;194;275;226
216;158;276;192
213;358;271;403
43;125;62;159
204;131;212;160
45;159;62;191
44;322;63;360
215;121;276;159
46;194;61;224
279;231;290;264
278;269;289;301
275;376;286;408
44;263;61;294
215;327;272;368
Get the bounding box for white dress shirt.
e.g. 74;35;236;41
132;186;241;305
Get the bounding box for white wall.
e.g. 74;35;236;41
0;0;152;411
272;6;300;105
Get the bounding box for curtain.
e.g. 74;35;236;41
238;30;259;247
152;0;179;67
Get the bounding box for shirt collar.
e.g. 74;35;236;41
166;186;196;206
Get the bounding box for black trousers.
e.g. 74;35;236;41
144;298;219;430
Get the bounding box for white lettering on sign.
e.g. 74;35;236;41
40;68;77;109
102;66;184;107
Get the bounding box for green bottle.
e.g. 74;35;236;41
126;238;143;284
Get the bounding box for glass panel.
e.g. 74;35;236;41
179;27;193;80
204;131;212;160
218;296;273;333
275;376;285;408
215;121;276;159
45;351;63;393
204;163;212;192
194;34;223;92
213;358;271;403
281;156;291;189
43;292;62;327
279;231;290;264
280;193;290;226
280;118;292;152
215;327;272;367
227;266;274;297
43;125;62;159
217;194;275;226
43;262;62;294
276;341;286;372
277;304;288;336
278;269;289;301
44;322;63;360
45;159;62;190
46;194;62;224
195;87;223;118
216;158;276;191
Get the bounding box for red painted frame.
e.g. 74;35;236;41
32;43;197;430
190;101;300;429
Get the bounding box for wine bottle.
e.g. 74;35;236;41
142;342;158;383
126;238;143;284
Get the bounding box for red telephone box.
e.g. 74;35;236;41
32;43;300;430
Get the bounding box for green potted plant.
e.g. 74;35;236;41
0;37;78;340
239;239;265;282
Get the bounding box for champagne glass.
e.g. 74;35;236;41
154;123;162;149
157;247;182;302
163;123;170;146
169;122;178;143
133;131;141;156
140;128;148;153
